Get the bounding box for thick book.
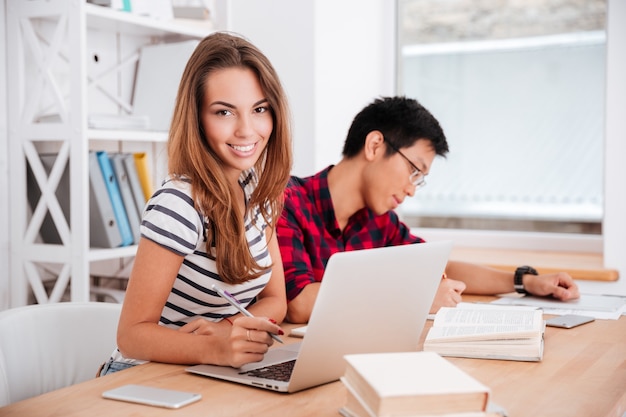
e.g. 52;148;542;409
111;153;141;244
342;351;489;417
423;307;545;362
340;384;491;417
96;151;134;246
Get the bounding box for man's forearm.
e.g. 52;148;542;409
285;282;320;324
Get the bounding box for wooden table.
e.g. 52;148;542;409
2;299;625;417
440;313;626;417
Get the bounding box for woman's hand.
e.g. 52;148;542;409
226;316;284;368
179;317;230;337
180;316;284;368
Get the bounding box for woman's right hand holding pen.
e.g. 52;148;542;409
226;316;284;368
178;316;284;368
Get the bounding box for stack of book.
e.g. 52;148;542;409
27;151;153;248
423;306;545;362
90;151;152;248
340;351;490;417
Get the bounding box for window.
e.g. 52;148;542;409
397;0;606;235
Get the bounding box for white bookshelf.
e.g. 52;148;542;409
6;0;213;306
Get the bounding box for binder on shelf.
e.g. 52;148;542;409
111;153;141;244
121;153;147;220
27;153;124;249
134;152;154;201
96;151;134;247
89;151;123;248
132;39;199;131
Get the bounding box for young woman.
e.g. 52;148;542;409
100;32;292;375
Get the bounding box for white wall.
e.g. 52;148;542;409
1;0;9;310
219;0;396;176
312;1;396;171
581;0;626;296
215;0;315;176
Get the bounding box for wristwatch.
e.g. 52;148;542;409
514;265;538;295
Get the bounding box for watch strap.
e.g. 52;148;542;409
514;265;538;294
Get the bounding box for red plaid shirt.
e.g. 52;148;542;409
277;166;424;301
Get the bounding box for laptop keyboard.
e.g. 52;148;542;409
239;360;296;382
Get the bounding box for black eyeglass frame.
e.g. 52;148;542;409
383;137;427;188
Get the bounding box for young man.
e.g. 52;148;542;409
277;96;580;324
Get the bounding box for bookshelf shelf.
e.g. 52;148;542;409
7;0;212;306
19;244;137;263
89;245;138;262
85;3;213;38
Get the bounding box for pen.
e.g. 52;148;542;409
211;284;284;344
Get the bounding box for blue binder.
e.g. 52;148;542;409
96;151;134;246
89;152;123;248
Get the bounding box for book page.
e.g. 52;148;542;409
434;307;541;327
491;293;626;319
427;326;540;341
428;307;543;341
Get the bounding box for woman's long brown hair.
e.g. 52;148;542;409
167;32;292;284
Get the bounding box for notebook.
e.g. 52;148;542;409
186;240;453;393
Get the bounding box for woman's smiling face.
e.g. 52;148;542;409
200;67;273;183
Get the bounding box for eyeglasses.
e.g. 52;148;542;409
384;138;427;189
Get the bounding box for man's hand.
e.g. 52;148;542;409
429;276;466;314
524;272;580;300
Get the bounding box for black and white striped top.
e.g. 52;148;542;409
146;168;272;326
109;168;273;365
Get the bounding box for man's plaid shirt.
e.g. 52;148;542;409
277;166;424;301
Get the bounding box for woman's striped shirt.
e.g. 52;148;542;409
109;168;273;365
144;168;273;326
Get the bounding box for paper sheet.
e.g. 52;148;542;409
489;293;626;320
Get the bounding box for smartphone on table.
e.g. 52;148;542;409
545;314;595;329
102;384;202;409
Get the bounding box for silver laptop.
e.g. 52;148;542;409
186;240;453;393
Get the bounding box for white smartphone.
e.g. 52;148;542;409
102;384;202;409
545;314;595;329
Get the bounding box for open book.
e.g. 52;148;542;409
423;307;545;362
